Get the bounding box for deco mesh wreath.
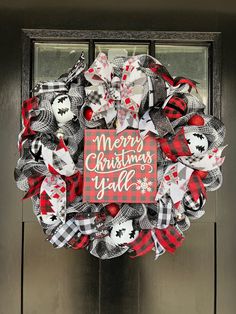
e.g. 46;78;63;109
15;52;226;259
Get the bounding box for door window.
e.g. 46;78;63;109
33;41;209;110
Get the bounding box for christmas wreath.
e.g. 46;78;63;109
15;52;226;259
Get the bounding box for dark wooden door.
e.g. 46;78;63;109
0;3;235;314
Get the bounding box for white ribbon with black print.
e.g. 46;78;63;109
156;162;194;206
178;146;226;171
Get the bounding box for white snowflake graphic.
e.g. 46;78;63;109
136;177;153;194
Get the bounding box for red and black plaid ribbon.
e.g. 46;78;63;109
40;190;54;215
23;175;44;199
149;63;173;84
173;77;197;92
68;234;90;250
128;230;154;258
163;95;188;121
23;172;83;203
155;225;184;253
159;127;191;162
128;224;184;258
19;97;38;151
66;172;83;203
150;63;197;92
150;64;197;92
188;171;207;202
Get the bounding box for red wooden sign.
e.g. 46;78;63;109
83;129;157;203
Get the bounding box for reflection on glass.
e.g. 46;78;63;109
34;43;89;84
95;43;149;62
155;45;209;106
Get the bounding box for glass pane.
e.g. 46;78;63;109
95;43;149;62
155;45;208;106
34;42;89;84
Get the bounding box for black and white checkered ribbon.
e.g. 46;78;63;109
49;218;80;248
33;81;68;96
139;195;173;229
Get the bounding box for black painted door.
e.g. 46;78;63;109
0;4;235;314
